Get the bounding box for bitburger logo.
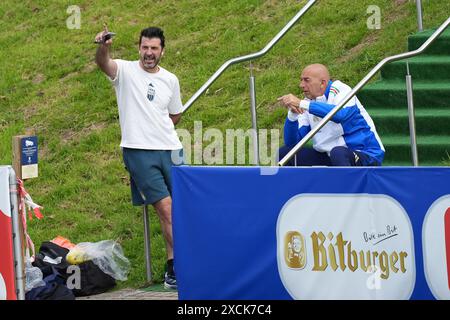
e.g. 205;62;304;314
283;230;408;280
277;194;415;299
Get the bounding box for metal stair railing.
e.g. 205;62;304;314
181;0;317;165
416;0;423;31
182;0;317;113
278;16;450;167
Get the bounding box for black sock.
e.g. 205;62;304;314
167;259;175;275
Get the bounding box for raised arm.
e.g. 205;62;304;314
94;25;118;79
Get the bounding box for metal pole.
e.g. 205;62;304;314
142;205;152;283
249;63;260;165
9;167;25;300
416;0;423;32
406;62;419;166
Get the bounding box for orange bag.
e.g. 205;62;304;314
51;236;76;250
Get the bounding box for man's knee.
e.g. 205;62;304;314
278;145;290;159
330;146;354;166
154;196;172;223
278;145;295;166
330;146;348;158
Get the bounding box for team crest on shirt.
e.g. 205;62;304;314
330;86;340;97
147;83;155;102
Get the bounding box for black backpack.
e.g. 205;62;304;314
72;260;116;296
33;241;116;297
33;241;71;280
25;272;75;300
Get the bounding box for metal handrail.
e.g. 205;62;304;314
182;0;317;113
279;16;450;166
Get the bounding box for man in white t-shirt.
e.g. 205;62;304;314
94;26;182;289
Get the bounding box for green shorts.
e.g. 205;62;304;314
122;148;183;206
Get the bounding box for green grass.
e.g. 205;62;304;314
1;0;449;289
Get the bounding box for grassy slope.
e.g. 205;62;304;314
1;0;449;288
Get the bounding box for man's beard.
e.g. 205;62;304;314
141;54;160;70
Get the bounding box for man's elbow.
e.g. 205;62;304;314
95;58;107;72
170;113;182;125
96;61;117;80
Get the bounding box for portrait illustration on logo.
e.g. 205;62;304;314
284;231;306;269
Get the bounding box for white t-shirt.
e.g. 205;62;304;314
109;59;183;150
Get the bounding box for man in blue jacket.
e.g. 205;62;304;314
277;64;384;166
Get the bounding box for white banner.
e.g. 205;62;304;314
277;194;415;300
0;167;11;217
0;166;14;300
423;195;450;300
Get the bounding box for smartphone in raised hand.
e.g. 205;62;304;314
95;32;116;44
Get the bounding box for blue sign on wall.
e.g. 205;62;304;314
172;166;450;300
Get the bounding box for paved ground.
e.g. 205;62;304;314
77;287;178;300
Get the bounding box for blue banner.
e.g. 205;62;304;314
172;167;450;300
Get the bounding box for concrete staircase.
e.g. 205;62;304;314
358;28;450;166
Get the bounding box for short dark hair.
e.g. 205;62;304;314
139;27;165;48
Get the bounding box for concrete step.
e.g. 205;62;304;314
358;81;450;109
369;108;450;135
382;160;445;167
380;55;450;81
381;135;450;163
408;28;450;55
